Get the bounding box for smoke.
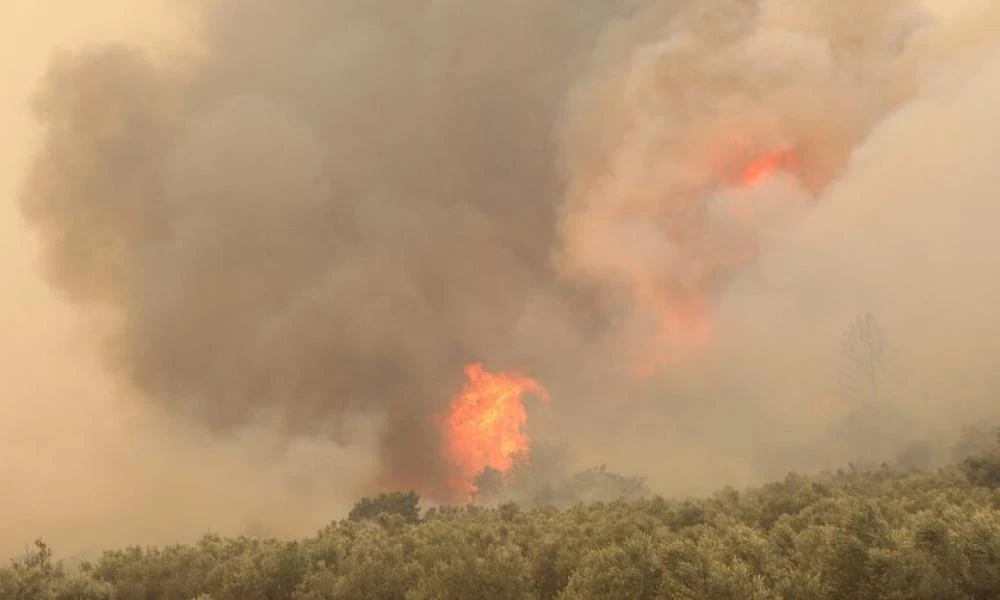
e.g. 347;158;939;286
546;0;1000;489
18;0;625;504
557;0;924;368
11;0;1000;554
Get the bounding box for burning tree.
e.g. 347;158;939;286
440;363;549;500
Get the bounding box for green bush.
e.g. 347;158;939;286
9;439;1000;600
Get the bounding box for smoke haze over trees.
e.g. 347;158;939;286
6;432;1000;599
8;0;1000;557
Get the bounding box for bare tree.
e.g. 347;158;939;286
839;312;886;405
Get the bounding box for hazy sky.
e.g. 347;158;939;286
2;0;997;560
0;0;192;556
0;2;187;408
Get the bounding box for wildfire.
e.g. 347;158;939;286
739;148;798;187
441;363;549;496
634;146;801;376
636;297;713;377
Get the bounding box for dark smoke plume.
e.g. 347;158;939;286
20;0;1000;514
19;0;626;499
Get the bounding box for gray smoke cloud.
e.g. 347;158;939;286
16;0;1000;526
557;0;926;369
545;0;1000;490
20;0;625;500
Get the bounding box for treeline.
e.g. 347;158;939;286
5;435;1000;600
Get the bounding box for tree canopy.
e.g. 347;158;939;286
6;432;1000;600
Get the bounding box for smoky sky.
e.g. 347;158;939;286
21;0;1000;505
19;0;634;498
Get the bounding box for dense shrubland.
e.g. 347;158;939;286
6;430;1000;600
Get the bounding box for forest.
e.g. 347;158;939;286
9;1;1000;598
4;427;1000;600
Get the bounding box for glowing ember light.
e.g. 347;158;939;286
441;363;549;496
633;291;713;377
631;145;800;377
740;148;798;186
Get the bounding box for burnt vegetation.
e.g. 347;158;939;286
6;429;1000;600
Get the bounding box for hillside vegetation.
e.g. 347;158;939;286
5;432;1000;600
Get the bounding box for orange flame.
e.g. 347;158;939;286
634;146;800;376
740;148;798;186
441;363;549;496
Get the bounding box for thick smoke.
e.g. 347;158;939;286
547;0;1000;488
557;0;926;368
19;0;623;499
15;0;1000;547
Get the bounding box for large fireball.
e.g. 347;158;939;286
440;363;549;496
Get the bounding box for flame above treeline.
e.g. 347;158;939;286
439;147;800;491
16;0;930;507
440;363;549;497
628;146;803;376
